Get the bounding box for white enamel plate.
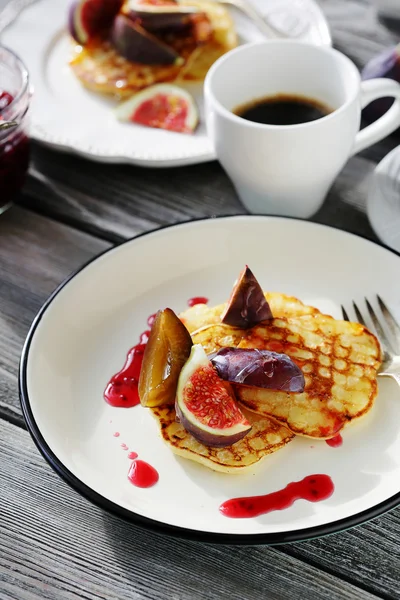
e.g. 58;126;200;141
1;0;331;166
20;216;400;543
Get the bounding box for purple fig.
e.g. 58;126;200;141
221;266;273;329
209;347;305;393
361;44;400;124
110;14;181;64
175;345;252;448
68;0;123;45
126;2;199;32
115;83;199;133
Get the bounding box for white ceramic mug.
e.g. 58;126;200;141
204;40;400;218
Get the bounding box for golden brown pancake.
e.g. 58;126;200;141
151;405;294;473
69;0;237;97
180;291;320;335
233;314;380;438
181;296;381;439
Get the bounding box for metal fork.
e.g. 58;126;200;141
341;296;400;384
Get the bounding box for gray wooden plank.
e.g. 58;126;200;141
0;418;380;600
21;143;379;245
0;206;110;421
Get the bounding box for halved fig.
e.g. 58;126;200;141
210;348;305;392
111;14;180;64
221;266;273;328
138;308;192;407
68;0;123;45
126;1;199;32
115;83;199;133
176;344;252;447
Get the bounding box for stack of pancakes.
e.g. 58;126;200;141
151;292;381;473
69;0;237;96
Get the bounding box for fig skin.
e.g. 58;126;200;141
126;6;197;32
138;308;192;408
110;14;181;64
176;345;251;448
175;401;251;448
221;266;273;329
68;0;123;45
210;347;305;393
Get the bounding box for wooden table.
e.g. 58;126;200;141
1;1;400;599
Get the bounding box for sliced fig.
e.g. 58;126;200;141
110;14;180;64
126;2;199;32
138;308;192;407
176;344;252;447
221;266;273;328
209;348;305;392
68;0;123;45
115;83;199;133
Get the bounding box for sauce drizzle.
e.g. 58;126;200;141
128;460;159;488
220;474;334;518
188;296;209;307
326;434;343;448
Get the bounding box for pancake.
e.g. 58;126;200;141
180;292;321;335
182;295;381;439
151;405;294;473
234;314;381;438
69;0;237;97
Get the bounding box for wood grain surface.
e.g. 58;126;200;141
0;206;109;423
0;419;383;600
1;0;400;599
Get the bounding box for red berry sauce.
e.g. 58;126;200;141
188;296;209;307
0;91;30;207
128;459;159;488
220;474;334;518
326;433;343;448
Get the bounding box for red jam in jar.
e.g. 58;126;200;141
0;91;30;208
0;46;31;211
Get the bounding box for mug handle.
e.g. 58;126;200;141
352;78;400;156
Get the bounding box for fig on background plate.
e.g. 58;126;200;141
126;1;199;32
111;14;181;64
221;266;273;328
115;83;199;133
210;347;305;393
175;344;252;447
361;44;400;124
68;0;123;45
138;308;192;407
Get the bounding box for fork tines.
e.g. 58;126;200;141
342;296;400;357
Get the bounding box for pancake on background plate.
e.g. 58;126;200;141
69;0;237;96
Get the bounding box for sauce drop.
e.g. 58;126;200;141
128;460;159;488
128;451;138;460
188;296;209;307
220;474;334;518
326;434;343;448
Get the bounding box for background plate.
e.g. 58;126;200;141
1;0;331;166
20;216;400;543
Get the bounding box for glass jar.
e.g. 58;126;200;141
0;45;31;213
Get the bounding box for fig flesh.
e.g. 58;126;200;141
221;266;273;328
210;347;305;392
138;308;192;407
126;2;199;32
176;344;252;447
115;83;199;133
68;0;123;45
111;14;181;64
